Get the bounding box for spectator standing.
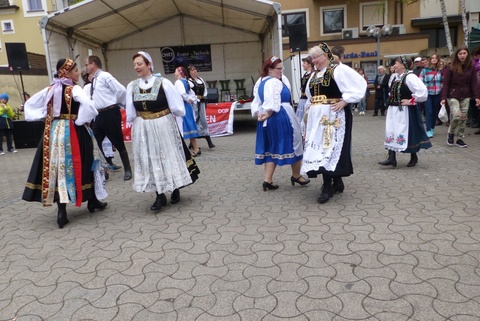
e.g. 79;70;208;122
419;54;443;138
85;55;132;180
0;93;17;154
441;47;480;148
373;66;390;116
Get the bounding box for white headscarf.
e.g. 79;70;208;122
138;51;154;71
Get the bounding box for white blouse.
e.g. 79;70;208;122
251;74;292;117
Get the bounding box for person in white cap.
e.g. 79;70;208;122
125;51;200;212
413;57;424;76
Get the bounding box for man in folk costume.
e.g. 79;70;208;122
302;43;367;204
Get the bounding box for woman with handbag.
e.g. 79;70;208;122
419;54;443;138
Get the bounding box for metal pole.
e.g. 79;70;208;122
377;36;381;68
19;70;26;103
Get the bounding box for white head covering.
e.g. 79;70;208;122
138;51;154;71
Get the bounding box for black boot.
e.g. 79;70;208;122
378;150;397;167
170;189;180;204
204;136;215;149
119;150;132;180
317;176;333;204
407;153;418;167
57;203;69;229
332;177;345;194
151;192;167;211
87;194;108;213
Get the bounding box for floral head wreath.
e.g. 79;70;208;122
400;55;409;70
319;42;333;61
57;59;75;78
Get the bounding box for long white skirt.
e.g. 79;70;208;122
301;103;346;174
132;113;192;193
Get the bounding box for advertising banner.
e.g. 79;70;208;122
120;109;132;142
161;45;212;74
206;102;234;137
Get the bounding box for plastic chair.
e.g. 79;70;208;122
219;80;231;101
206;80;217;89
234;79;246;98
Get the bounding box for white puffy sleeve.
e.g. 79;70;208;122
262;78;282;113
24;87;49;121
164;78;186;117
175;79;189;102
72;85;98;125
405;73;428;103
333;64;368;103
125;81;137;122
250;77;262;117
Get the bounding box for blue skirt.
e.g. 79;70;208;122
255;107;303;166
182;102;199;139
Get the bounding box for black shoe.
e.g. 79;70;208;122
57;203;69;229
205;136;216;149
151;193;167;211
124;169;132;181
170;189;180;204
381;113;385;116
372;113;378;117
475;130;480;135
378;150;397;167
332;177;345;194
456;139;467;148
406;153;418;167
262;181;279;191
87;199;108;213
290;176;310;186
317;188;333;204
446;134;454;146
192;148;201;157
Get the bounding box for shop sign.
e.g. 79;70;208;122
344;51;378;59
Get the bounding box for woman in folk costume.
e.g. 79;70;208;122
251;56;310;191
302;43;367;204
126;52;200;212
174;66;201;156
188;64;215;149
22;58;108;229
378;55;431;168
296;56;314;124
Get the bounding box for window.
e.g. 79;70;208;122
28;0;43;11
360;2;388;31
2;20;14;34
281;10;307;37
361;61;378;83
320;5;346;35
421;27;458;48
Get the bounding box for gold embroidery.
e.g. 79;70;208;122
320;115;341;148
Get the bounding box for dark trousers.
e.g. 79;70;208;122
374;91;386;115
0;128;14;151
424;94;441;131
92;106;127;157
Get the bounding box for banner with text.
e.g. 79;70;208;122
120;109;132;142
206;102;234;137
161;45;212;74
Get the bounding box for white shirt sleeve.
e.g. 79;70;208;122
125;81;136;122
262;78;282;113
200;77;208;97
164;78;186;117
175;79;190;102
72;85;98;126
24;87;50;121
405;73;428;103
104;72;127;108
250;77;262;117
333;64;368;103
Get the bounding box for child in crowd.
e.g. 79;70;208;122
0;93;17;155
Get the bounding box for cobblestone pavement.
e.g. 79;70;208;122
1;112;480;321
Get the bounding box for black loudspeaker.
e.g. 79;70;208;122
206;88;219;103
13;121;44;149
5;43;30;71
288;24;308;52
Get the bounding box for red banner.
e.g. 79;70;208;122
206;102;234;137
120;109;132;142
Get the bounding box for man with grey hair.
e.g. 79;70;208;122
373;65;390;116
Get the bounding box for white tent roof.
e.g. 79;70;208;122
43;0;280;47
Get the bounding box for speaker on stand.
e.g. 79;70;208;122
5;42;29;107
288;24;308;108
